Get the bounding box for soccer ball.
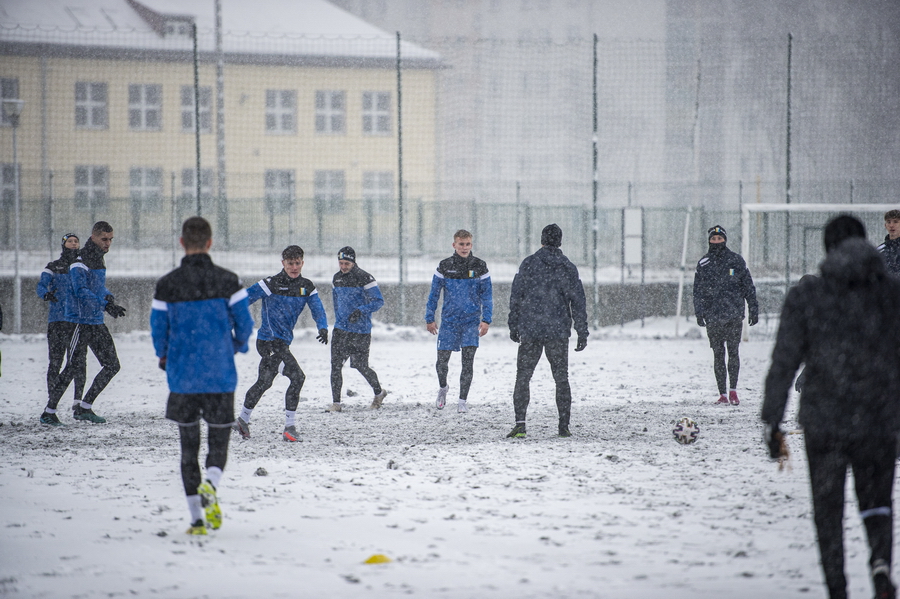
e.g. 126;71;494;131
672;417;700;445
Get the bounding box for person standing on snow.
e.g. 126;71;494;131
507;223;588;439
692;225;759;405
151;216;254;536
762;215;900;599
37;233;86;426
425;229;493;414
326;247;387;412
877;209;900;276
233;245;328;443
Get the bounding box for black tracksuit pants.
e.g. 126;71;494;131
706;320;742;394
243;339;306;412
805;432;896;599
512;339;571;427
49;323;120;409
46;321;85;405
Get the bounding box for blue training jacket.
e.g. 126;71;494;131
425;253;492;326
65;239;112;325
247;270;328;344
151;253;254;394
332;264;384;334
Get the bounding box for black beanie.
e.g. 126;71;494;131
61;233;79;249
337;246;356;263
824;215;865;252
541;223;562;248
708;225;727;242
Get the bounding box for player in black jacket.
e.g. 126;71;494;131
763;215;900;599
692;225;759;405
877;209;900;276
507;224;588;439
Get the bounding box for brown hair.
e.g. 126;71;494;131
92;221;113;235
454;229;472;240
282;245;304;260
181;216;212;250
885;209;900;221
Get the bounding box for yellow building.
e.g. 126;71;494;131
0;0;440;253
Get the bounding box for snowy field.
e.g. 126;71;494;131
0;317;889;599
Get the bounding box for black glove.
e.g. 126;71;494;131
509;330;520;343
43;291;58;303
158;356;167;371
764;423;788;460
748;313;759;326
316;328;329;345
575;336;587;352
348;309;362;324
695;315;706;327
104;300;126;319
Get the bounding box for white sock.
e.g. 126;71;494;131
206;467;223;490
80;401;92;410
458;399;466;404
187;494;203;522
285;410;296;428
44;407;57;414
239;407;253;423
729;388;737;394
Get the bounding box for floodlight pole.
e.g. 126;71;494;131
3;98;24;334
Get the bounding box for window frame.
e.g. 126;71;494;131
264;169;295;213
74;165;110;210
315;90;346;135
128;83;163;131
181;85;212;134
314;169;346;212
129;166;164;212
362;170;394;212
362;91;392;135
75;82;108;130
265;90;297;135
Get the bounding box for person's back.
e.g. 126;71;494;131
764;237;900;438
153;253;249;394
509;245;586;342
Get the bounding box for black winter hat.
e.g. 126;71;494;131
61;233;79;249
541;223;563;248
337;246;356;263
708;225;727;242
824;215;866;252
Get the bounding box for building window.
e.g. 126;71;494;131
130;167;163;211
128;84;162;130
265;90;296;134
0;78;19;127
1;163;17;208
315;91;345;134
362;92;391;135
74;166;109;210
181;86;212;133
264;169;294;213
362;171;393;211
181;168;214;201
75;82;108;129
314;170;345;212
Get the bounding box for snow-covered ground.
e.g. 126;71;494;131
0;317;888;599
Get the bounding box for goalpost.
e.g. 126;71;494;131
741;203;891;288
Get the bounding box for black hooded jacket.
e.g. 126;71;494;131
762;238;900;439
692;243;759;324
508;246;589;342
877;234;900;276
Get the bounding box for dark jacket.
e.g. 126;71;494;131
762;238;900;439
508;246;589;342
877;234;900;276
693;244;759;324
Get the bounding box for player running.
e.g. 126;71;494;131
234;245;328;443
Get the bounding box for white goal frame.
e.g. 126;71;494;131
740;203;892;263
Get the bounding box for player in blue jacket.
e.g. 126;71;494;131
233;245;328;443
37;233;85;426
151;217;254;535
47;222;126;423
327;246;387;412
425;229;492;413
692;225;759;405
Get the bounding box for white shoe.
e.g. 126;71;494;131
457;401;468;413
436;386;449;409
369;390;387;410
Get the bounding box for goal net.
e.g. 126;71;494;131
740;203;892;285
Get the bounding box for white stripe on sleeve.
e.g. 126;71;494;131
258;279;272;296
364;281;378;290
151;299;168;312
229;288;249;306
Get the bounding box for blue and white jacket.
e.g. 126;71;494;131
877;235;900;277
66;239;113;325
151;253;254;394
425;253;492;326
332;264;384;334
247;270;328;344
36;247;80;324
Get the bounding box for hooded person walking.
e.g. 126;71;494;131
762;215;900;599
506;224;588;439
